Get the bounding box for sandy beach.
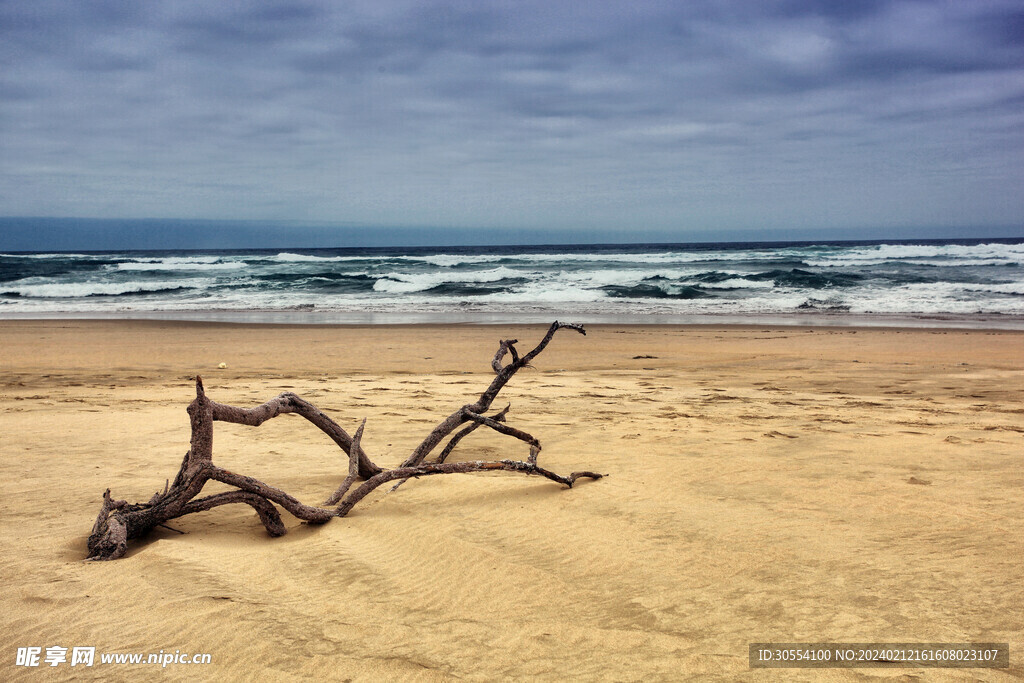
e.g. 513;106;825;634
1;320;1021;680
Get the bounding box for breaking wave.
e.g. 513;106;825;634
0;238;1021;321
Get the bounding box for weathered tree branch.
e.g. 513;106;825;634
436;404;510;464
323;418;365;505
335;460;602;517
181;492;287;537
400;321;585;468
86;322;601;561
209;392;381;478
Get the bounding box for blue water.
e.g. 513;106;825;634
2;239;1023;326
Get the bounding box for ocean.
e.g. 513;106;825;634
2;239;1023;327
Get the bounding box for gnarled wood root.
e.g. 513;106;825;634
87;321;603;560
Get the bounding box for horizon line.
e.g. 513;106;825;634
3;235;1024;256
2;216;1022;252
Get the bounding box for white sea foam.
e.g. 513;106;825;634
2;278;210;298
113;260;243;271
942;281;1024;296
0;252;100;259
965;282;1024;295
393;250;783;268
805;242;1024;267
694;278;775;289
564;268;654;287
803;258;887;267
399;254;507;267
372;266;527;293
835;281;1022;315
475;281;607;303
270;252;378;262
271;253;345;262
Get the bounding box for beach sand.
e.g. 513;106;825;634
1;320;1022;680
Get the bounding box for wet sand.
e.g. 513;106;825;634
1;320;1022;680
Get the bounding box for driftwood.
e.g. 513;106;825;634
86;321;603;560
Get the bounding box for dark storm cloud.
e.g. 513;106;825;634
1;0;1022;245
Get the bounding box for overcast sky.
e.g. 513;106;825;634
2;0;1023;247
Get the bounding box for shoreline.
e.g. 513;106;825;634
3;309;1024;330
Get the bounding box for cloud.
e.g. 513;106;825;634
1;0;1022;244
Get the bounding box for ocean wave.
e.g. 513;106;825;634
112;260;244;271
423;279;527;296
833;281;1022;314
602;284;713;299
797;296;851;311
391;250;792;268
269;252;376;263
695;278;775;290
475;282;607;303
372;267;529;293
0;256;124;282
0;252;103;259
254;271;374;284
745;269;863;288
398;254;507;267
1;241;1022;319
805;242;1024;267
1;279;209;298
953;282;1024;295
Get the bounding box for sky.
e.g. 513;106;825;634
1;0;1023;249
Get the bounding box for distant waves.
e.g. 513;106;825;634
1;240;1023;322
